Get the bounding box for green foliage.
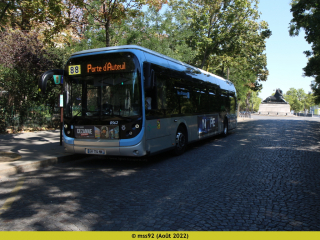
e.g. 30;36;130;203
252;92;262;111
81;0;167;47
112;6;196;63
284;88;315;112
0;0;85;44
0;30;64;128
290;0;320;104
238;90;261;112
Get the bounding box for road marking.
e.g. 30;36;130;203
0;177;24;214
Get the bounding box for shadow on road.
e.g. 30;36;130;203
0;118;320;230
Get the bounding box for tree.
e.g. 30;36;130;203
284;88;315;112
111;6;196;63
0;30;64;127
82;0;167;47
238;90;261;112
0;1;13;28
0;0;86;45
289;0;320;104
176;0;270;73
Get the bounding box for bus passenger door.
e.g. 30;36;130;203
144;62;174;153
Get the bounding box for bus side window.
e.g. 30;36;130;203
144;69;157;110
229;93;236;114
145;64;171;118
165;74;180;115
198;87;207;113
220;90;230;112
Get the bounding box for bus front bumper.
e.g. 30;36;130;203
63;139;147;157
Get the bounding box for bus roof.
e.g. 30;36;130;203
71;45;236;93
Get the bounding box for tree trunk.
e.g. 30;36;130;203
200;47;208;69
0;3;10;23
105;19;110;47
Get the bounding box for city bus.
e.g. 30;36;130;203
39;45;237;157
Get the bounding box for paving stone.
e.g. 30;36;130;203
1;116;320;230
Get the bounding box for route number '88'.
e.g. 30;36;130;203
69;65;81;75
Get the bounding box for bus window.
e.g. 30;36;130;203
87;81;100;114
220;90;230;112
229;93;236;114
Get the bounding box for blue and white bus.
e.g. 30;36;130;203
39;45;237;157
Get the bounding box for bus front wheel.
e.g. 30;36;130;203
174;126;188;155
222;120;228;137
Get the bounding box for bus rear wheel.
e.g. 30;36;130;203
174;126;188;155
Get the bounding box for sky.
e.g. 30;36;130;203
257;0;313;100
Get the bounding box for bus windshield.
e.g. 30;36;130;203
64;52;141;120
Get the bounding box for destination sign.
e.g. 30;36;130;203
87;62;126;73
66;52;135;76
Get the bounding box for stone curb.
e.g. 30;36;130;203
0;152;22;162
0;154;89;177
237;118;254;122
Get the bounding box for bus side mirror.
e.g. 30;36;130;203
39;69;64;94
143;62;155;91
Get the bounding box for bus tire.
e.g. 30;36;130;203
174;126;188;155
222;120;228;137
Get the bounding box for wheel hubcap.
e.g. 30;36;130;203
176;132;185;149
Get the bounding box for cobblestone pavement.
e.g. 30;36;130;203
1;116;320;231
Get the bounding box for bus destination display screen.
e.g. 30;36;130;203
67;53;136;76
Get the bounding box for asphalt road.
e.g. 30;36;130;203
0;115;320;231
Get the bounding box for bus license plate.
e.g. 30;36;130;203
86;149;105;155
